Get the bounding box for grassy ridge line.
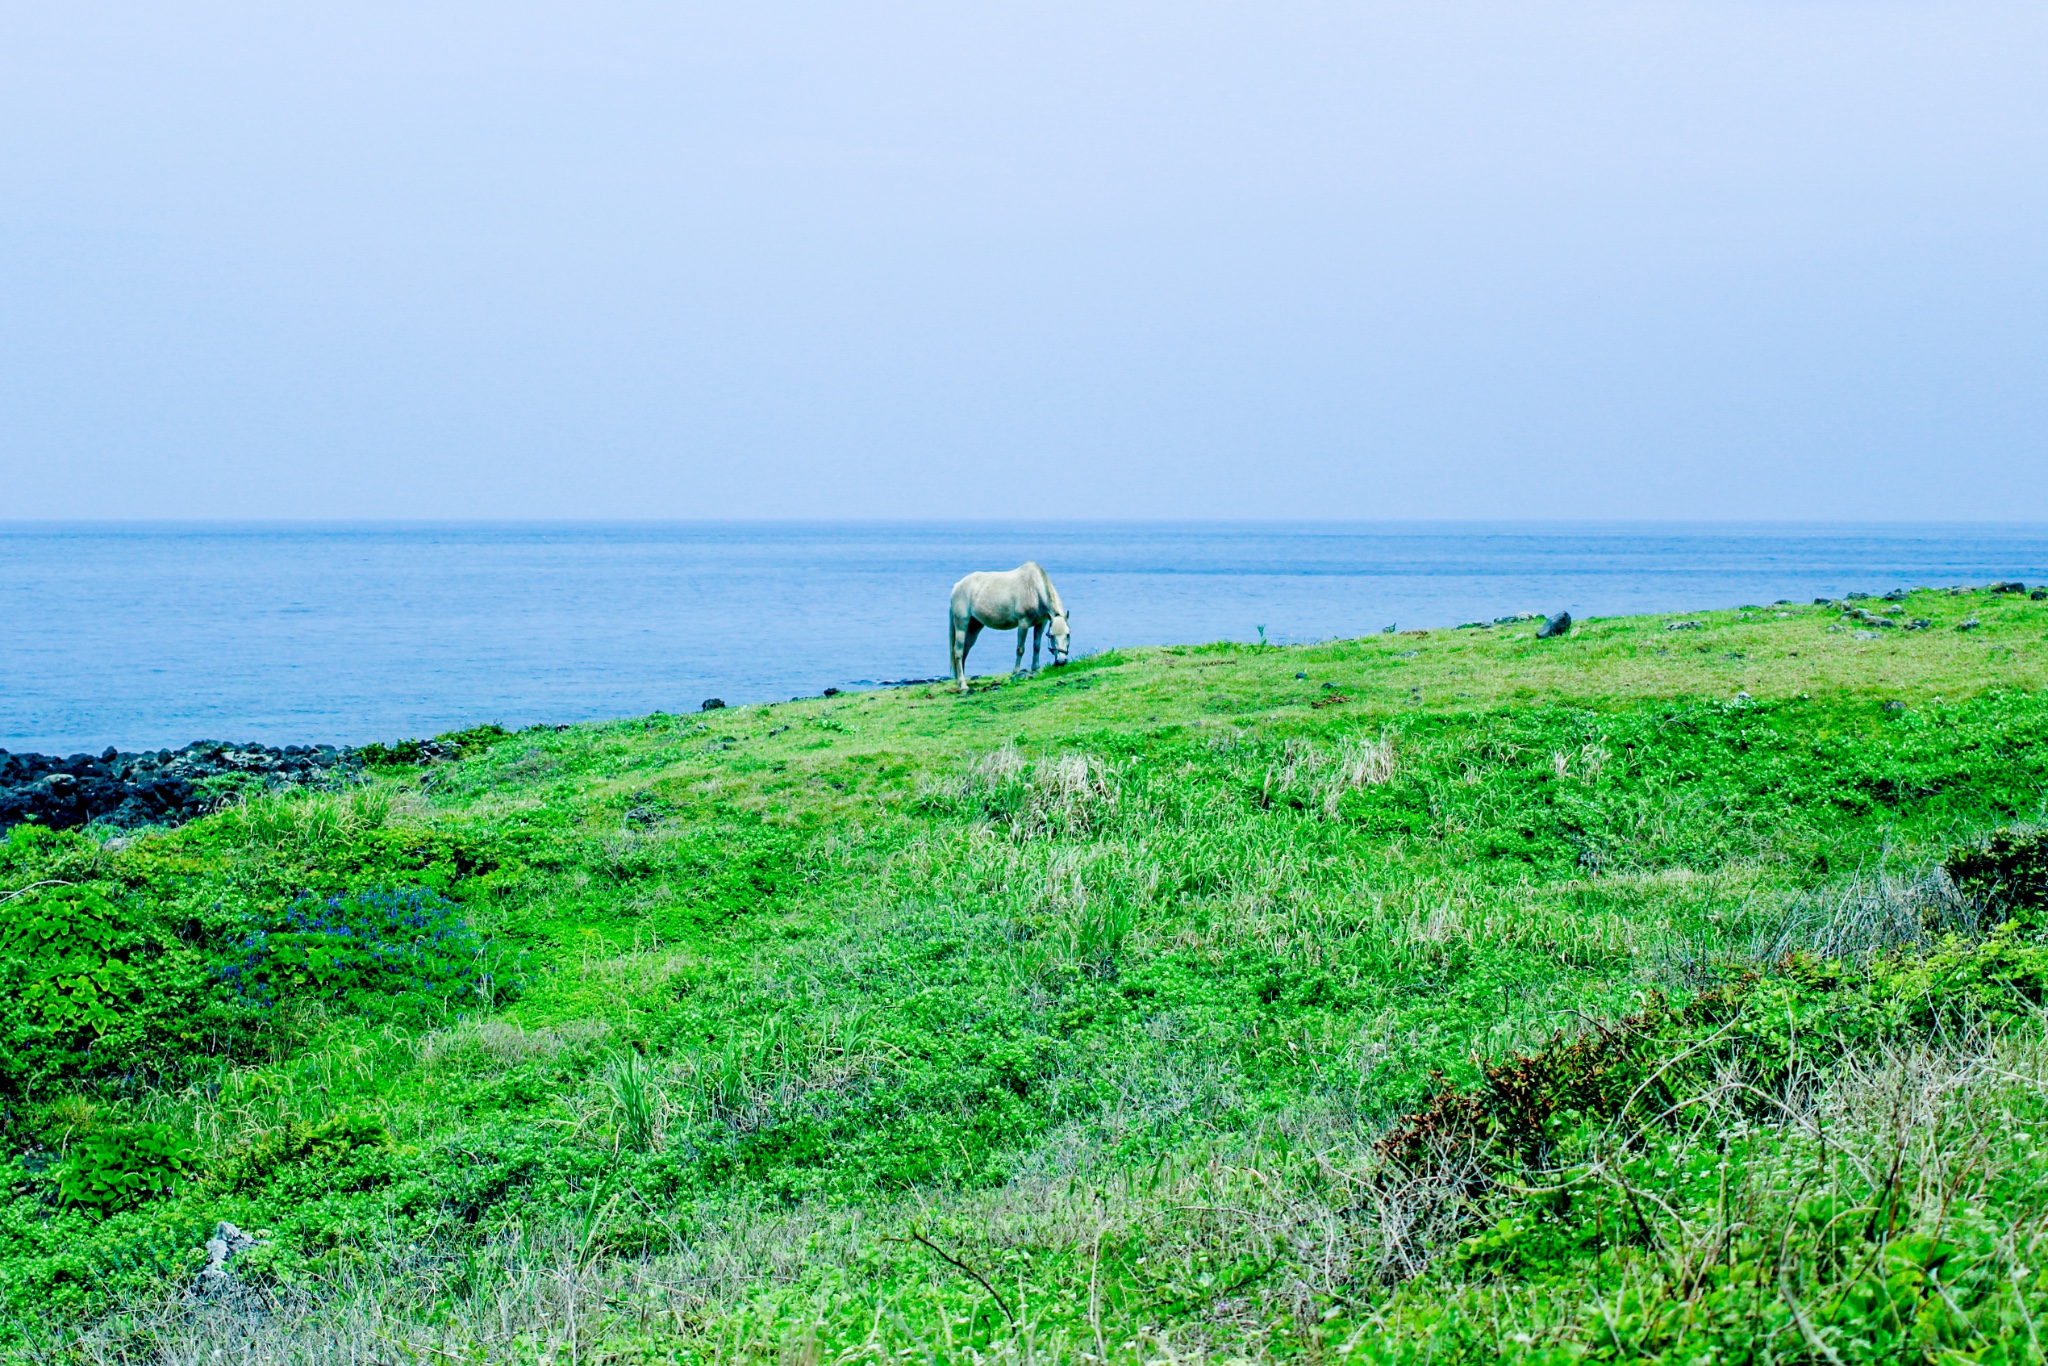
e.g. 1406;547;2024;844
3;587;2048;1362
537;592;2045;812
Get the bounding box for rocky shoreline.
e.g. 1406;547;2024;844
0;741;359;834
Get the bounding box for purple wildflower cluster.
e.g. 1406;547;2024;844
220;887;481;1012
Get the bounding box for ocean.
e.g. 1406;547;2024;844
4;521;2045;754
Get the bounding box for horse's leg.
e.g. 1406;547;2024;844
1015;625;1027;678
1031;621;1043;673
960;619;982;692
950;614;966;692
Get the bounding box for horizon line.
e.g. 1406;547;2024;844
7;517;2048;531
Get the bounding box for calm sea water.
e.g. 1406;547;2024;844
4;522;2046;754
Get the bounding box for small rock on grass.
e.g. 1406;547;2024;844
1957;619;1981;632
701;698;726;711
1535;611;1571;640
1665;620;1704;632
199;1222;262;1295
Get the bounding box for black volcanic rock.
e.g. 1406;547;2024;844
0;741;360;835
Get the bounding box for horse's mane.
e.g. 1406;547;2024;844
1027;561;1066;618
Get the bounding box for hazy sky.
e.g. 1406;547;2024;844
3;3;2044;521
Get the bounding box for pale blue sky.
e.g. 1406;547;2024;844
3;3;2043;521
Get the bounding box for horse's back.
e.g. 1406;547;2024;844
952;564;1045;629
949;570;994;615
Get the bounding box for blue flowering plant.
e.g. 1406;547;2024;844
224;888;485;1020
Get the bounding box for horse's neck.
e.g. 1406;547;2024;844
1035;566;1064;617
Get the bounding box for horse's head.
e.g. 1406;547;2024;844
1048;611;1071;664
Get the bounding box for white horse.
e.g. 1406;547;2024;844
949;562;1071;693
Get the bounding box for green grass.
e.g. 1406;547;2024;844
7;587;2048;1362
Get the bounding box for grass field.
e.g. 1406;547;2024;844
7;586;2048;1362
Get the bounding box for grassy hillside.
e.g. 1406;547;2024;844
7;587;2048;1363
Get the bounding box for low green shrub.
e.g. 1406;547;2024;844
359;723;514;767
215;1114;391;1191
0;884;162;1093
56;1124;193;1212
0;884;144;1038
1947;825;2048;925
0;825;97;884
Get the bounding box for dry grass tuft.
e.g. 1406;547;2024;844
416;1017;609;1067
952;744;1120;838
1264;732;1398;817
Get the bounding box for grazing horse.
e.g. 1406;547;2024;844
949;562;1071;693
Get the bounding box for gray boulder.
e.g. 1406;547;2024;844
1536;611;1571;640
